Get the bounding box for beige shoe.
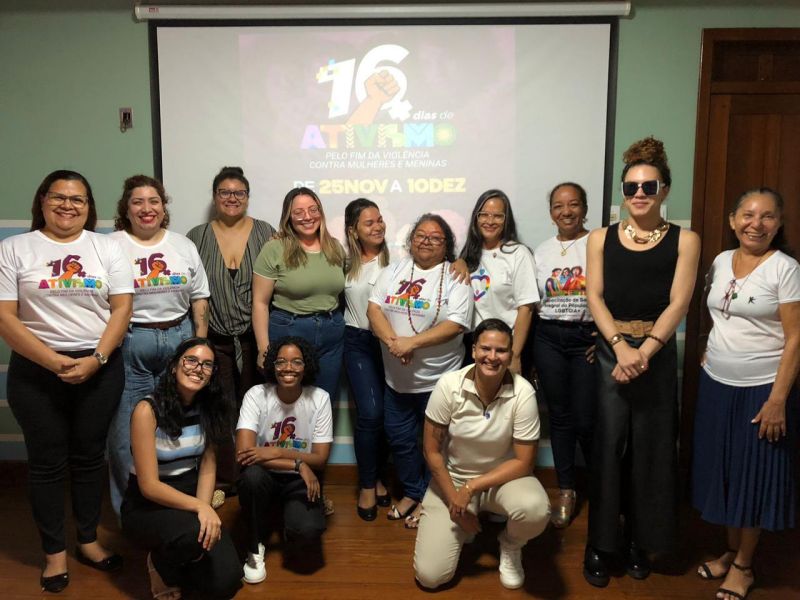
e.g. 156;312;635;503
551;489;576;529
211;489;226;510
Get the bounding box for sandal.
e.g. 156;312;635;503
404;514;420;529
147;553;182;600
698;548;736;580
716;562;756;600
387;501;419;521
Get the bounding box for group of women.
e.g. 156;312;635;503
0;133;796;599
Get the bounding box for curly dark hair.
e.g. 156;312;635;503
621;136;672;187
114;174;171;232
407;213;456;264
148;337;233;445
263;336;320;386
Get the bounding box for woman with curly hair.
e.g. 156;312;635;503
122;337;241;600
583;137;700;586
236;336;333;583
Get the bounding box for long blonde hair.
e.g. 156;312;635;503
344;198;390;281
279;187;344;269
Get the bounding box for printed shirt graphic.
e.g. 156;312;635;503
470;244;539;328
109;230;210;322
0;230;134;350
236;383;333;474
369;257;473;393
534;235;592;322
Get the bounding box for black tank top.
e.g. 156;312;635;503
603;222;680;321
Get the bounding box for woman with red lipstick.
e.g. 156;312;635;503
692;188;800;600
108;175;210;517
583;137;700;586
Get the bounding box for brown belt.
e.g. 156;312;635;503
614;319;654;338
131;315;187;330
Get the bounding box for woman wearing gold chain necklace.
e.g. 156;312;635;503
532;182;596;529
583;137;700;587
692;188;800;600
367;214;473;528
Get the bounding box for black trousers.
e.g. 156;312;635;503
7;349;123;554
121;471;243;599
588;335;678;555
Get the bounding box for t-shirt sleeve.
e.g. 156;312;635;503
778;259;800;303
0;239;18;301
236;388;262;432
512;379;540;442
424;374;453;426
513;247;540;306
253;240;281;280
188;243;211;300
369;263;393;305
105;238;135;295
312;389;334;444
444;272;473;329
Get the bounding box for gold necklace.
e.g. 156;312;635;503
557;231;587;256
622;219;669;244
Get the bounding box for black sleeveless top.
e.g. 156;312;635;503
603;222;680;321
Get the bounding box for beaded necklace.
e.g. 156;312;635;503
622;219;669;244
406;261;446;334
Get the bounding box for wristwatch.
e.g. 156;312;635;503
93;351;108;366
294;458;303;472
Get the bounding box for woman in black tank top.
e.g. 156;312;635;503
582;138;700;587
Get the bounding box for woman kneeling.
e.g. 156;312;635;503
414;319;550;590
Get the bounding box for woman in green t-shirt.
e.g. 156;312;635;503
252;187;345;402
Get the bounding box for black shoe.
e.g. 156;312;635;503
583;545;610;588
357;504;378;521
40;571;69;593
376;493;391;507
626;542;651;580
75;547;123;572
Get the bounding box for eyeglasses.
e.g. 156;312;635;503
621;180;665;197
274;358;305;369
720;278;737;319
45;193;88;208
291;206;321;219
477;211;505;223
216;189;248;200
412;232;446;246
181;355;216;373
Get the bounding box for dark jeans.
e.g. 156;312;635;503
238;465;326;554
532;319;597;490
268;308;345;403
7;349;124;554
122;471;243;599
383;386;431;502
344;326;389;489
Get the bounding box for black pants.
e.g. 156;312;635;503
588;335;678;554
121;471;242;599
238;465;326;554
6;349;124;554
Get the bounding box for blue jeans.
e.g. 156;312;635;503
108;317;193;516
268;308;344;402
384;386;431;502
532;319;597;490
344;326;388;489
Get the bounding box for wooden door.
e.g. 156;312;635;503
682;29;800;468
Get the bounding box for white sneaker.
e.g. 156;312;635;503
498;536;524;589
242;543;266;584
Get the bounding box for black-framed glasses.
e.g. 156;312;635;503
45;193;88;208
412;232;446;246
621;180;665;197
720;278;737;319
477;211;506;223
216;189;248;200
181;355;216;373
274;358;305;369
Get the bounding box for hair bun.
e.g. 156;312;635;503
219;166;244;176
622;136;667;166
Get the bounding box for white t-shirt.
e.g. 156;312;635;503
369;257;473;393
469;244;539;329
533;235;592;322
426;364;540;480
344;257;382;330
704;249;800;386
0;230;134;350
236;383;334;474
109;230;210;323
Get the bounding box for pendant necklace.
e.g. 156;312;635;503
622;219;669;244
557;230;588;256
406;261;446;334
721;250;770;319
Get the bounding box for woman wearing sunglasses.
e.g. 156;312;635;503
0;170;133;592
583;137;700;586
692;188;799;600
122;337;241;600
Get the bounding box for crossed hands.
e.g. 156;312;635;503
611;343;649;384
52;354;99;385
387;336;415;366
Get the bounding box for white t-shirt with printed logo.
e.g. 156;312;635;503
236;383;333;474
533;235;592;322
109;230;210;323
470;244;539;329
704;249;800;386
0;230;134;350
369;257;473;394
344;256;382;331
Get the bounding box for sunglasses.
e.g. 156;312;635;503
621;180;665;197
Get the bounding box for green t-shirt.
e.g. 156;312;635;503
253;238;345;314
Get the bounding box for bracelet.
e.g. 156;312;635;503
608;333;624;346
294;458;303;472
646;333;666;346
